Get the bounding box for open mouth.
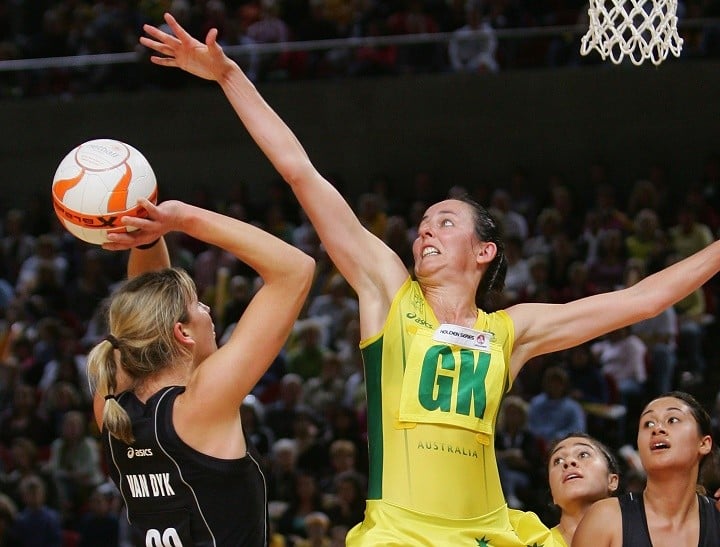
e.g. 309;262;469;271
650;441;670;451
422;246;440;257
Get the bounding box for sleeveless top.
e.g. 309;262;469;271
103;386;268;547
360;278;514;518
620;491;720;546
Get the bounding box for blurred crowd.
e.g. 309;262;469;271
0;157;719;546
1;0;720;98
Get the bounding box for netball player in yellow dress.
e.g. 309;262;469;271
140;13;720;545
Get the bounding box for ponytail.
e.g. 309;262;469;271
87;338;135;444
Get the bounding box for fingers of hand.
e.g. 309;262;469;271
103;232;142;249
150;55;177;66
137;198;158;215
120;216;154;231
164;13;192;41
142;24;173;42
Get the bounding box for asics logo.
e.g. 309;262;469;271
127;447;154;458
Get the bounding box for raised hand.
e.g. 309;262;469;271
103;198;178;250
139;13;234;82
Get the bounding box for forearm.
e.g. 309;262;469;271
633;239;720;314
218;62;313;185
175;202;312;284
127;238;170;278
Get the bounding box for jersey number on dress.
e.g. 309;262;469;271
146;528;183;547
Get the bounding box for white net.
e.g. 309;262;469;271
580;0;684;65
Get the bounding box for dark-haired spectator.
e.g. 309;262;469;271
495;396;543;510
523;208;562;259
587;228;627;293
323;469;366;530
245;0;292;81
625;259;678;398
546;232;579;292
294;511;332;547
15;235;67;301
10;474;61;547
265;373;306;440
382;215;414;270
669;203;714;259
77;483;120;547
40;382;86;440
552;260;598;303
528;366;587;450
24;318;65;387
240;395;276;466
277;471;325;542
0;384;53;450
591;326;647;443
37;327;90;404
521;254;552;303
303;353;346;419
65;249;112;331
268;438;300;506
319;439;358;491
0;211;35;288
0;438;58;512
564;343;609;406
306;273;358;348
292;409;329;478
503;235;532;306
624;208;668;267
488;189;527;240
218;274;253;336
386;0;442;73
45;411;103;523
287;320;332;381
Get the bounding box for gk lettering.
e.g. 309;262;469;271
418;345;489;417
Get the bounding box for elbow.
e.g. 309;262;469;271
282;158;315;189
293;253;316;296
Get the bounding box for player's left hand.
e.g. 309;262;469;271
140;13;232;83
102;198;177;250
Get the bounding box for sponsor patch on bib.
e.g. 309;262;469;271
433;324;492;351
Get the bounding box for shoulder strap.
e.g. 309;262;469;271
619;492;654;547
697;494;720;547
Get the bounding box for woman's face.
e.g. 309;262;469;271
412;199;487;279
548;437;618;509
637;396;712;473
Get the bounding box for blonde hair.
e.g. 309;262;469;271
87;268;196;444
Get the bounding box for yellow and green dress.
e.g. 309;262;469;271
549;526;568;547
346;279;557;546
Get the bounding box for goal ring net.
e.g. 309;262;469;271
580;0;684;65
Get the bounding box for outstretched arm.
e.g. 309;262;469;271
507;239;720;379
108;199;315;412
139;14;410;335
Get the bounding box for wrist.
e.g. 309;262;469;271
136;238;160;250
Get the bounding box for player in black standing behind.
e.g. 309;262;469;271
85;198;314;546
